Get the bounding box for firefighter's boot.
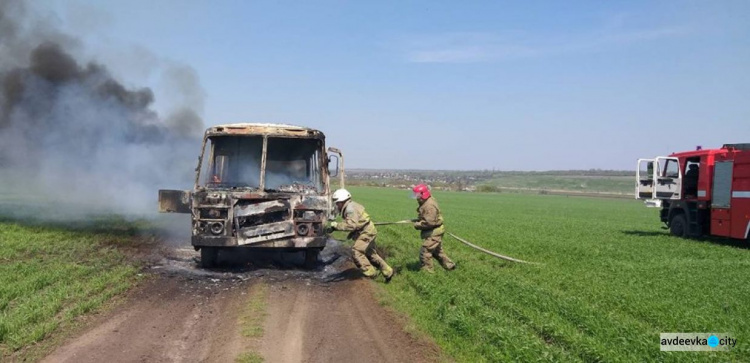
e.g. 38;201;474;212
362;266;379;278
382;265;394;283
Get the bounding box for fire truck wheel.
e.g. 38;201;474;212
669;214;687;237
201;247;219;268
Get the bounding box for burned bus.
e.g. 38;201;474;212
159;123;344;268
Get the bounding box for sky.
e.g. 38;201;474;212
32;0;750;170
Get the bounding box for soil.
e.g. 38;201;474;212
40;239;443;363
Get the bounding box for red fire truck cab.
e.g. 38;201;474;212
636;143;750;239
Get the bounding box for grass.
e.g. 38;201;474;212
239;282;269;338
236;282;269;363
235;351;264;363
0;215;143;359
481;175;633;194
345;186;750;362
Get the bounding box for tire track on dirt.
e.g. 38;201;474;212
41;242;444;363
261;277;441;363
42;276;248;363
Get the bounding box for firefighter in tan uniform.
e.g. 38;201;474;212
412;184;456;273
329;189;394;282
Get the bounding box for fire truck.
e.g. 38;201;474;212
636;144;750;239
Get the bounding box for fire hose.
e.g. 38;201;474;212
374;220;538;265
373;220;412;226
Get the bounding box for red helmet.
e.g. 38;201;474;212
412;184;431;199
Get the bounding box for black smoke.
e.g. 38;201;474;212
0;0;203;218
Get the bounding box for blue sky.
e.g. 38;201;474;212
40;0;750;170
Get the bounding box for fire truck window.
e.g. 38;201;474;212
662;160;679;178
639;162;653;180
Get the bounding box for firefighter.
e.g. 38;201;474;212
412;184;456;273
329;189;394;282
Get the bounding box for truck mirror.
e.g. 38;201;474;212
158;189;191;213
328;155;339;177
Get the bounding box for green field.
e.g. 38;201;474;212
0;216;142;360
344;187;750;362
3;186;749;361
480;175;633;195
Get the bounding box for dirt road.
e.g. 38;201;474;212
41;242;442;363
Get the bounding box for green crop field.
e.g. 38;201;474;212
0;215;142;360
342;187;750;362
480;175;633;195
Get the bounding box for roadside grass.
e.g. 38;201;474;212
349;186;750;362
0;215;145;359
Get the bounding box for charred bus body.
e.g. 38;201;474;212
159;123;344;267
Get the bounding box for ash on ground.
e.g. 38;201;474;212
148;238;359;286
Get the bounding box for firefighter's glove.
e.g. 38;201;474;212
330;221;338;230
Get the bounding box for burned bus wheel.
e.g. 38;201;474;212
670;214;687;238
304;249;320;269
201;247;219;268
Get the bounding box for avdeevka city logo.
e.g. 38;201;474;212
660;333;736;351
